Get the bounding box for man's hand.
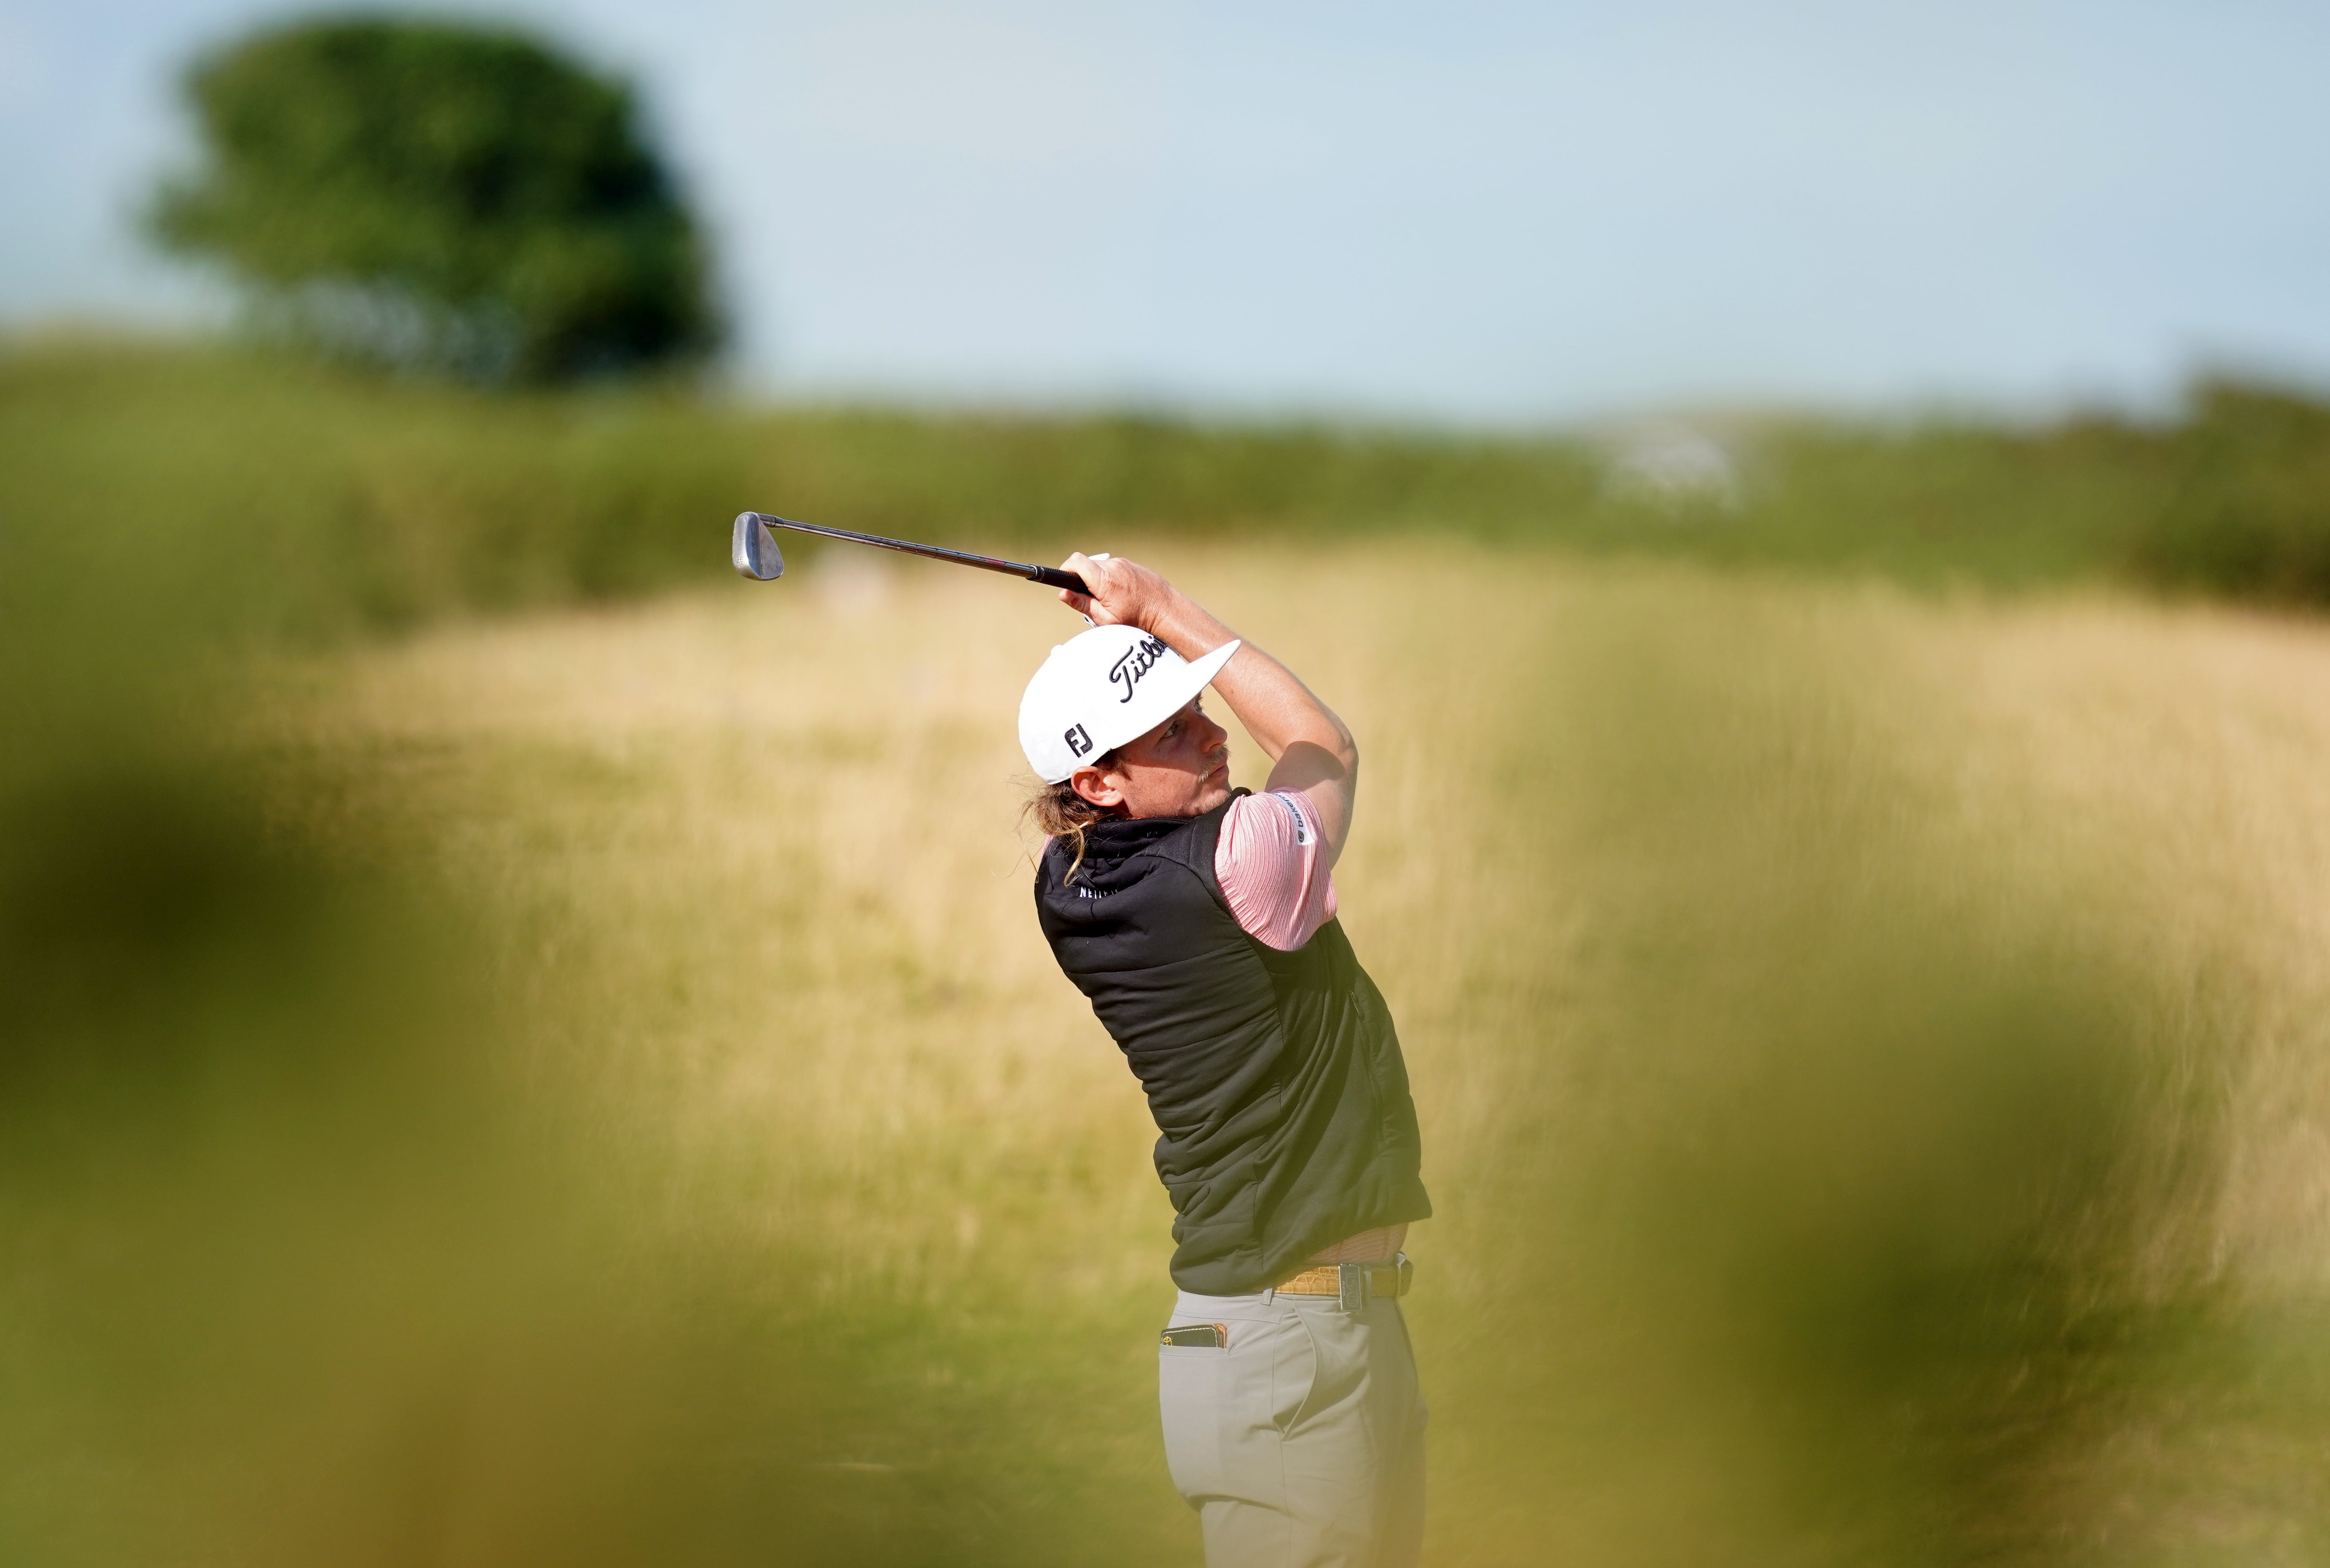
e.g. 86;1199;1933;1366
1057;552;1183;634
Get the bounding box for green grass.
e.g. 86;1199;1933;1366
7;336;2329;651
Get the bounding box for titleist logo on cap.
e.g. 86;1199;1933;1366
1109;634;1171;703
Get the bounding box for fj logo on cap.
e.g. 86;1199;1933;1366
1108;635;1171;705
1064;723;1094;758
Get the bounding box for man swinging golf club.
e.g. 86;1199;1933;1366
1021;552;1432;1568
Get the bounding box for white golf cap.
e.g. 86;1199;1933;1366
1019;626;1242;783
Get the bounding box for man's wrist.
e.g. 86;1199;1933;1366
1138;589;1192;640
1147;595;1230;657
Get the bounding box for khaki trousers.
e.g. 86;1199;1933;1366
1159;1287;1427;1568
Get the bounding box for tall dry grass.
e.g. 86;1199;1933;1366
201;542;2330;1564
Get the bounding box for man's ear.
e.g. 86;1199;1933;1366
1069;765;1123;809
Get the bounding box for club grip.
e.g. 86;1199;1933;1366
1031;566;1091;595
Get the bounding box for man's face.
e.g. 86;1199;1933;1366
1071;698;1232;820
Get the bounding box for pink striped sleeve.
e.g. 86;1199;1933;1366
1215;790;1338;952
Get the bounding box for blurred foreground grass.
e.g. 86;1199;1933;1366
11;521;2330;1563
10;332;2330;1562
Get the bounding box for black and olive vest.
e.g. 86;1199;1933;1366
1034;794;1430;1295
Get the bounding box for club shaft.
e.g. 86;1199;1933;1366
745;513;1088;595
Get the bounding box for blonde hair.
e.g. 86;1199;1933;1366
1021;755;1121;885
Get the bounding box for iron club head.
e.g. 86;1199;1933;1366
732;512;784;580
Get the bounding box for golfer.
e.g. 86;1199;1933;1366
1020;552;1432;1568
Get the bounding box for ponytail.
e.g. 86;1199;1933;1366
1021;759;1121;885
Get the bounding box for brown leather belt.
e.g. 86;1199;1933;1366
1275;1253;1413;1311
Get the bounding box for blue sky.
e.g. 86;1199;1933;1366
4;0;2327;420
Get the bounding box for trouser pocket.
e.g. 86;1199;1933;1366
1280;1305;1363;1437
1159;1338;1226;1501
1162;1305;1322;1510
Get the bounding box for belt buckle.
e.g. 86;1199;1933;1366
1334;1251;1413;1313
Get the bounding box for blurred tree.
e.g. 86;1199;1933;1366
2133;379;2330;604
151;17;720;382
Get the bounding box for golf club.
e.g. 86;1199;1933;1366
733;512;1091;595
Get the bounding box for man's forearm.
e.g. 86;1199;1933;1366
1143;591;1358;858
1145;593;1353;773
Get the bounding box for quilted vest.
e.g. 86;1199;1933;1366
1034;794;1430;1293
